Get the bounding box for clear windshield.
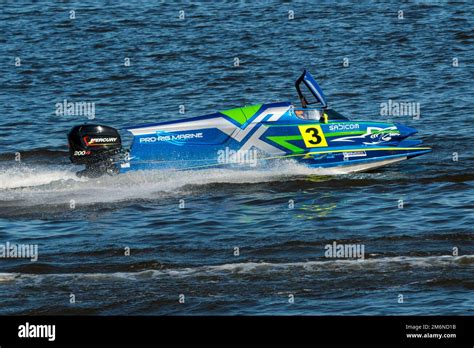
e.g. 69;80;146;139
292;108;349;121
294;108;321;121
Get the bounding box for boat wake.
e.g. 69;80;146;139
0;165;84;190
0;160;364;207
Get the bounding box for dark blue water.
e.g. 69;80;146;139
0;1;473;315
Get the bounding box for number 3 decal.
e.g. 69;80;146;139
298;125;328;148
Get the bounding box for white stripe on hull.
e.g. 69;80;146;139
127;106;291;138
313;156;407;175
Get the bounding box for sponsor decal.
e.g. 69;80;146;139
333;126;398;144
139;132;203;145
83;136;118;146
343;151;367;159
73;150;91;156
328;123;360;131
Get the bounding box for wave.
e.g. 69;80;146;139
1;255;472;283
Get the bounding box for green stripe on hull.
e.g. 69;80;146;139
266;135;304;152
278;146;431;158
220;104;262;126
325;131;366;137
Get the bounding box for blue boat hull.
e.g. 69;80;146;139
67;71;431;177
120;102;431;173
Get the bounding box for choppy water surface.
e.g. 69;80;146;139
0;1;473;315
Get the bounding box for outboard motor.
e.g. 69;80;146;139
67;124;122;177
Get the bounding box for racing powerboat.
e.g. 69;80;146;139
67;70;431;177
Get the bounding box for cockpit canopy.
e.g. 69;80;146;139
294;70;349;121
294;109;321;120
295;70;328;109
293;108;349;121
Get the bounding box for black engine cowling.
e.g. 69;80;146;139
67;124;122;177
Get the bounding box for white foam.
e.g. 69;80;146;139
0;165;84;189
2;255;472;283
0;273;19;282
0;157;402;208
0;161;335;207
